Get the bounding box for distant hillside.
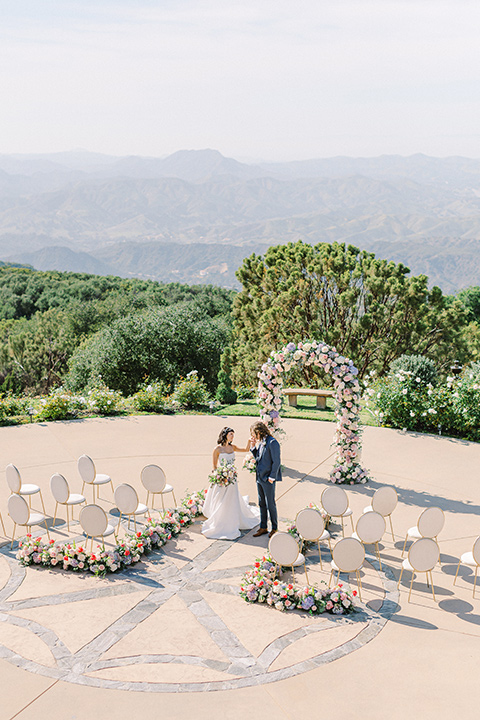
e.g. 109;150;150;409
1;149;480;291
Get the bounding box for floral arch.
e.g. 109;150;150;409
257;340;370;485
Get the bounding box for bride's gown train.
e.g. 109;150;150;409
202;452;260;540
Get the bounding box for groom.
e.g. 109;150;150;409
250;421;282;538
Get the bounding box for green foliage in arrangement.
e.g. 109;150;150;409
389;354;438;386
172;371;210;409
363;365;480;441
232;240;469;386
65;304;229;396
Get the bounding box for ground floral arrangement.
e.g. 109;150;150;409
257;340;370;485
240;556;356;615
16;490;206;577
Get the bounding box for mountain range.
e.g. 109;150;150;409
1;148;480;292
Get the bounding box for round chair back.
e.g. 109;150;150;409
372;486;398;516
78;455;96;484
473;536;480;565
50;473;70;504
114;483;139;515
295;508;325;541
8;494;30;525
321;486;348;516
141;464;167;493
417;507;445;538
268;532;300;566
79;504;108;537
355;511;385;544
6;464;22;493
332;537;365;572
408;538;439;572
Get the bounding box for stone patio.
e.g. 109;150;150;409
0;414;479;719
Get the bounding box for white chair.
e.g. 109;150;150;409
352;511;386;569
402;507;445;564
295;507;331;569
141;464;177;511
269;531;309;585
79;504;115;551
8;494;50;548
398;537;440;602
77;455;114;502
114;483;148;534
363;486;398;541
50;473;86;531
321;486;354;537
6;463;46;514
329;537;365;601
453;536;480;598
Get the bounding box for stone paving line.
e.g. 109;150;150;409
0;514;397;694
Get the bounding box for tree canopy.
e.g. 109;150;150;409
232;240;468;385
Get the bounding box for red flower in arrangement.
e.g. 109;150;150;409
36;537;42;543
49;539;55;545
259;580;264;587
338;583;343;587
136;532;142;538
26;534;32;538
352;590;357;596
91;554;97;561
78;547;84;552
125;550;130;556
18;541;23;548
254;562;260;568
288;584;293;590
63;556;69;562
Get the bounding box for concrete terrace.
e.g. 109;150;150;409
0;414;479;720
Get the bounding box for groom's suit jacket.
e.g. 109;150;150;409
251;435;282;484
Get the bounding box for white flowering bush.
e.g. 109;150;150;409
131;380;169;413
172;371;210;409
37;388;87;421
86;384;123;415
257;340;370;485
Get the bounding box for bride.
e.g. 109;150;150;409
202;427;260;540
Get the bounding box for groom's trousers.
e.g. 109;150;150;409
257;480;278;531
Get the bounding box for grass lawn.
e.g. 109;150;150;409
213;396;377;426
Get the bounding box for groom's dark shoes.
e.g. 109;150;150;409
269;529;277;538
253;528;269;537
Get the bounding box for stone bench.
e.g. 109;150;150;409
283;388;335;410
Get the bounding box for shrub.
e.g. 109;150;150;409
216;369;237;405
86;384;123;415
390;354;437;385
173;371;210;409
0;394;29;417
235;386;255;400
37;389;87;422
131;380;170;413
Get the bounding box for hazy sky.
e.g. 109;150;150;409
2;0;480;160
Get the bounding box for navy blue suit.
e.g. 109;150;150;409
251;435;282;531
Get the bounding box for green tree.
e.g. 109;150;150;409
232;240;468;385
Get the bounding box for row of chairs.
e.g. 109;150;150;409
272;499;480;602
1;458;177;548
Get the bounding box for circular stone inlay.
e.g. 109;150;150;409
0;525;398;692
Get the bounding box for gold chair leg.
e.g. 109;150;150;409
28;494;32;508
133;515;137;533
291;565;296;585
329;569;334;586
341;517;345;538
82;481;85;494
350;515;354;533
453;560;461;585
66;504;70;532
161;494;165;511
388;514;395;542
43;518;50;540
375;542;382;570
397;566;404;588
146;491;150;507
317;541;323;569
117;514;122;536
11;523;16;549
435;537;442;566
430;571;436;602
356;570;362;602
474;566;478;598
53;502;58;527
401;535;408;556
110;479;114;497
172;490;177;506
408;572;415;602
39;490;46;515
0;512;5;535
304;562;309;586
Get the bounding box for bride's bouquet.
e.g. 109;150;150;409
208;459;238;487
242;452;256;474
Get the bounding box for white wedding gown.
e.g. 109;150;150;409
202;452;260;540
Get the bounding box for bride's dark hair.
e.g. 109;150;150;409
217;427;234;446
